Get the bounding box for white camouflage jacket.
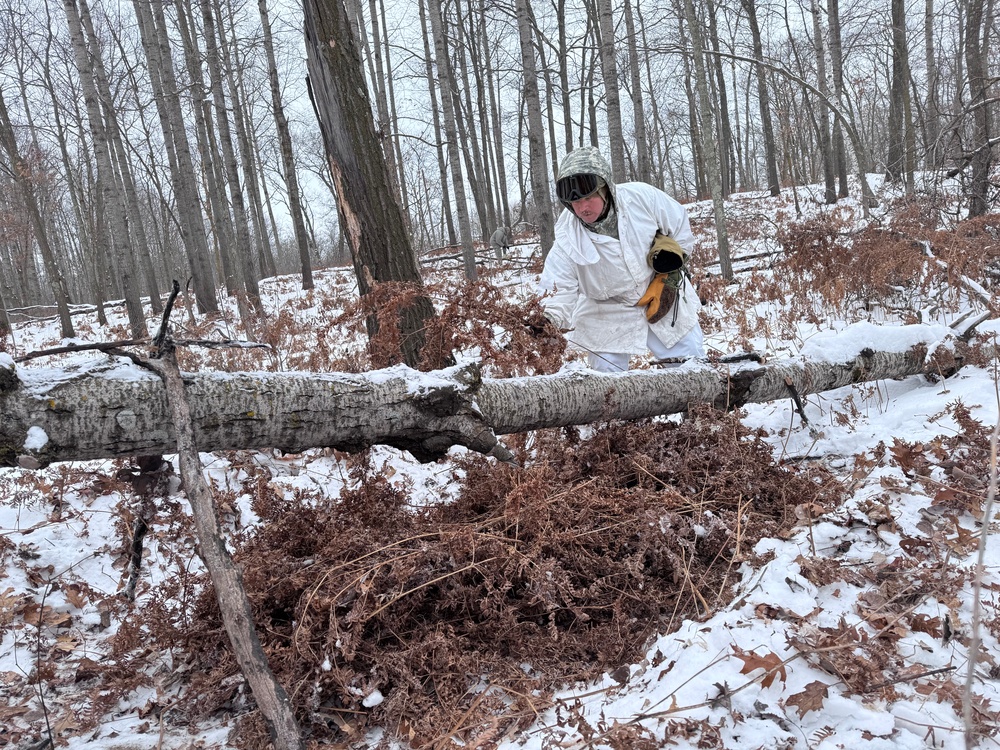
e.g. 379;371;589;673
539;180;701;355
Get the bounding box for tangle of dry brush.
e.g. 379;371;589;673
122;406;843;747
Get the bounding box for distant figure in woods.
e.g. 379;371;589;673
536;147;704;372
489;225;513;258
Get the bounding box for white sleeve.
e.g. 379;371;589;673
655;193;695;255
537;246;579;330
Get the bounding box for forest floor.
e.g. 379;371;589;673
2;175;1000;749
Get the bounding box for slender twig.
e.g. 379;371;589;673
14;339;150;362
866;666;956;691
784;376;810;426
32;582;55;749
152;280;180;351
964;344;1000;750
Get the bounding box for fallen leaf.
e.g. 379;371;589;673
734;647;787;689
0;587;29;625
51;634;81;653
0;701;32;720
909;613;943;638
74;656;103;683
794;502;825;523
22;603;73;628
62;582;87;609
786;680;828;718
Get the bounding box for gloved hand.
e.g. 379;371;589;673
636;270;683;324
524;312;562;338
646;232;686;273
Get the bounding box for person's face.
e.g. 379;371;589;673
571;192;606;223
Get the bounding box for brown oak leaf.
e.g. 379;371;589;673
734;646;787;689
786;680;829;718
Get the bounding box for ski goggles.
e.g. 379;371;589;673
556;173;605;203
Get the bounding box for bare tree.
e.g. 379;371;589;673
923;0;944;167
200;0;260;308
63;0;146;337
131;0;219;314
593;0;627;181
417;0;456;249
809;0;837;204
304;0;438;367
424;0;478;279
680;0;732;278
217;1;279;281
0;90;74;338
516;0;556;257
77;0;164;315
622;0;650;183
741;0;781;196
886;0;916;192
964;0;992;217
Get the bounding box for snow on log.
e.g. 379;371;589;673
0;324;959;467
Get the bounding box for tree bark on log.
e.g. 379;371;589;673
0;335;956;468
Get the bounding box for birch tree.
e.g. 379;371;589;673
886;0;915;192
425;0;478;279
131;0;219;314
964;0;992;217
741;0;781;196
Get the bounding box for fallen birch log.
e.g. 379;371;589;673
0;324;963;467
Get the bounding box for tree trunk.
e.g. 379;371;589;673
201;0;260;305
594;0;627;182
303;0;437;367
809;0;837;204
2;334;953;467
827;0;850;198
172;0;238;304
680;0;732;278
63;0;146;338
77;0;163;315
923;0;943;168
417;0;456;249
556;0;574;153
741;0;780;197
516;0;556;257
453;0;496;243
365;0;404;214
480;0;511;229
705;0;734;196
0;91;74;339
423;0;478;280
964;0;992;218
622;0;650;183
229;62;279;280
131;0;219;314
886;0;915;192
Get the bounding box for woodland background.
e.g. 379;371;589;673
0;0;996;331
2;0;1000;748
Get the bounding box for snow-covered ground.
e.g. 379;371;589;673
2;178;999;749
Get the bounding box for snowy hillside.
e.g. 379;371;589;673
2;180;999;750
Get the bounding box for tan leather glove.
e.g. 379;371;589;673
636;270;683;324
646;233;686;273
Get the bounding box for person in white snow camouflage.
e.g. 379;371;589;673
537;147;705;372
